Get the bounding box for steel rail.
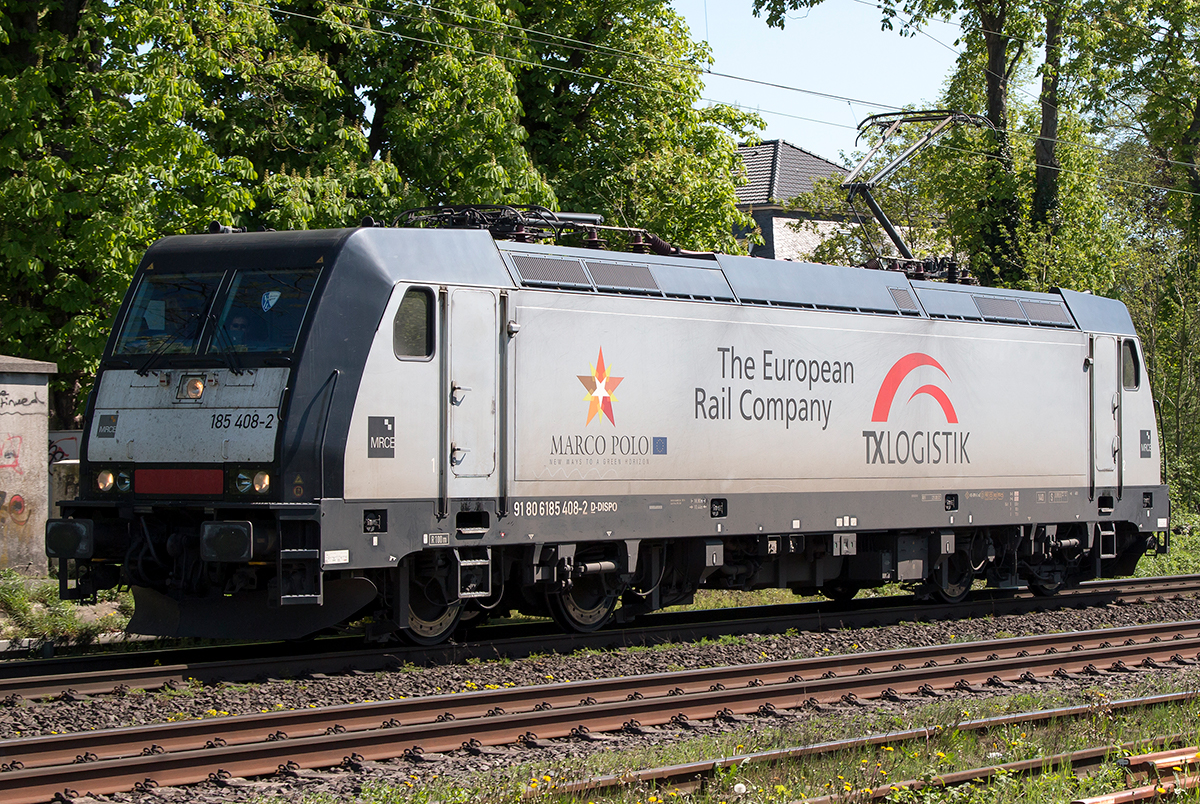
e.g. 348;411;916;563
798;734;1190;804
3;621;1200;803
549;691;1200;798
1;574;1196;702
6;620;1197;774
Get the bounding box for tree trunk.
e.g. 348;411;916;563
1032;2;1063;230
975;0;1024;287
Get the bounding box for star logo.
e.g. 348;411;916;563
577;348;624;425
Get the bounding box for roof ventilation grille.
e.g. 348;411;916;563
510;254;592;289
586;261;659;292
888;286;920;312
1021;299;1073;326
973;295;1026;323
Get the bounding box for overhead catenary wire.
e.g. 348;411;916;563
296;0;1199;175
291;0;904;110
230;0;1199;200
846;0;1200;172
379;0;1200;176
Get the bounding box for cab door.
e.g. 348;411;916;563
446;288;498;495
1091;334;1120;496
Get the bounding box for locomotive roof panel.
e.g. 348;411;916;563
135;227;1135;337
497;241;734;299
1058;288;1137;336
715;255;920;315
911;280;1080;329
343;228;516;288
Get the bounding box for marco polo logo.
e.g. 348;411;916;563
862;353;970;465
548;348;666;460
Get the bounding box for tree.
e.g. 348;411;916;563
511;0;760;250
0;0;280;425
0;0;757;424
1085;4;1200;509
755;0;1044;284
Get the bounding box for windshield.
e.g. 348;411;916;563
113;273;223;355
210;269;321;354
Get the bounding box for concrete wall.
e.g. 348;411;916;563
0;358;56;576
49;431;81;541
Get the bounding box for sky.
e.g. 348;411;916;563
671;0;965;165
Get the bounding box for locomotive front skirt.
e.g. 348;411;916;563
46;227;1170;641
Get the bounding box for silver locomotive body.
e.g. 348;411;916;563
47;227;1170;641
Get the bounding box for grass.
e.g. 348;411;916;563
258;674;1200;804
1137;512;1200;578
0;568;131;645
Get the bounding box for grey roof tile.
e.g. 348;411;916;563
736;140;843;205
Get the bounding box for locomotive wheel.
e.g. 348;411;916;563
821;583;860;604
933;551;973;604
546;575;621;633
403;582;463;645
1028;578;1064;597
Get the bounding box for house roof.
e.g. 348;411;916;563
736;140;843;205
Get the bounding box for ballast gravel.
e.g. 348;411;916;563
6;592;1200;803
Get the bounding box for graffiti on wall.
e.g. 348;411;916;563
0;389;42;410
48;432;79;464
0;491;29;525
0;434;20;475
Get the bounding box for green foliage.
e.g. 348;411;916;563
0;0;756;423
0;567;128;643
1081;3;1200;509
513;0;761;250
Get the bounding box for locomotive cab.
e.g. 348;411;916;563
47;229;386;638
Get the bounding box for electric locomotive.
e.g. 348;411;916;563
46;207;1170;642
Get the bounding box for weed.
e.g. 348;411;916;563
0;568;128;644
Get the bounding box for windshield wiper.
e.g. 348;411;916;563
136;316;195;376
208;313;246;375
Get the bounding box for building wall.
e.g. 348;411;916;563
0;372;50;575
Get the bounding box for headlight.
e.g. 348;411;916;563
235;470;271;494
201;521;253;562
178;379;205;403
116;470;132;493
97;470;115;492
46;519;94;559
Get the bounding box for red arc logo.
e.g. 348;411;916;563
871;353;958;423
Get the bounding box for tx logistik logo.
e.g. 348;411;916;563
863;353;969;465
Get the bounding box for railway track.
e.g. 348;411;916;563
553;690;1200;798
2;618;1199;803
1;573;1196;702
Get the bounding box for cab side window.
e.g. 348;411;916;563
1121;339;1141;390
393;287;434;359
